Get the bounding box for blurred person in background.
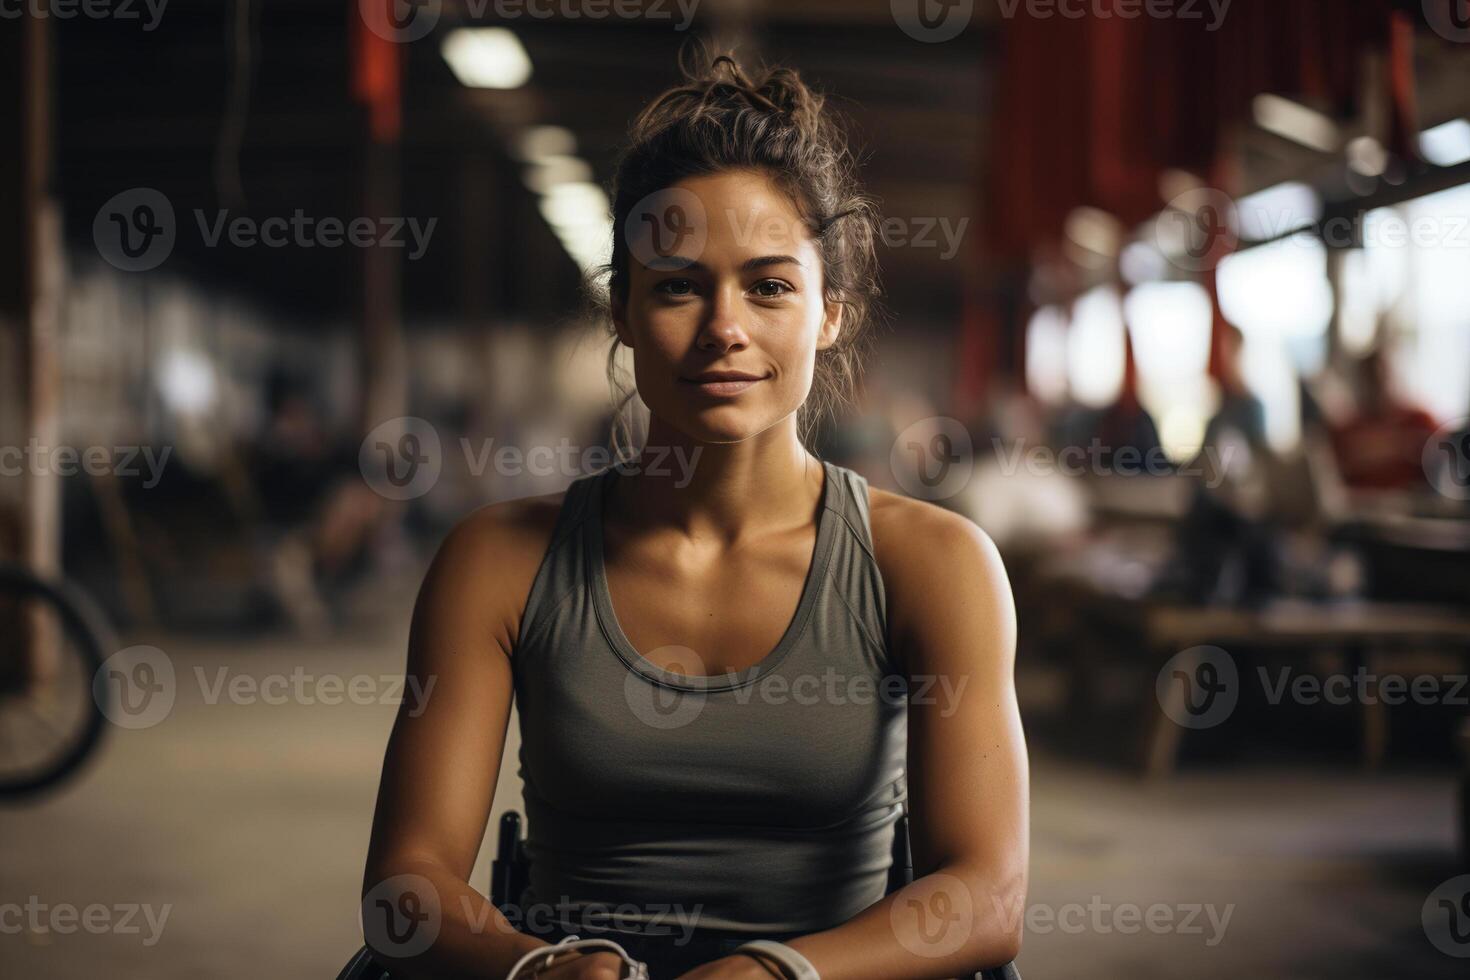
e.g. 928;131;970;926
1085;339;1163;474
362;52;1028;980
1329;343;1439;493
251;367;387;630
1166;324;1278;605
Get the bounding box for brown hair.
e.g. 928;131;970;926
596;48;882;454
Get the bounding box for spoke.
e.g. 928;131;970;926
0;707;19;765
18;696;71;742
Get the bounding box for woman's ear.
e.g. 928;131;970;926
816;296;844;351
611;295;634;348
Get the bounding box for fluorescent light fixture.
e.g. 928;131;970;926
1398;183;1470;422
158;349;218;416
540;182;607;229
1347;136;1388;177
1158;168;1205;204
516;125;576;162
520;125;576;163
1124;281;1213;383
1124;282;1214;462
1336;249;1378;355
1234;181;1321;241
1119;240;1168;285
1024;305;1069;406
537;181;612;272
441;28;532;90
1253;93;1339;153
1420;118;1470;166
1362;206;1409;311
524;154;593;195
1064;206;1122;256
1217;236;1333;340
1066;287;1127;410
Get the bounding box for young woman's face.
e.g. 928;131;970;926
615;170;842;445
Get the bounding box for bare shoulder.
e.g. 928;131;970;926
440;490;567;561
866;487;1014;653
867;487;1006;588
415;489;569;657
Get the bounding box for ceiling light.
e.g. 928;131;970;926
524;155;594;195
1234;181;1321;241
1253;94;1339;153
1347;136;1388;177
441;28;532;90
1420;118;1470;167
515;125;576;162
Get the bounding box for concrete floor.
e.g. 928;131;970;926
1;611;1464;978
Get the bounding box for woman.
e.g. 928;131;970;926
362;53;1028;980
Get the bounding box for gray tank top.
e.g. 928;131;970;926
511;459;908;934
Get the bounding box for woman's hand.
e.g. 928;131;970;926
672;953;783;979
533;948;637;979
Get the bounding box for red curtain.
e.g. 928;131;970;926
973;0;1443;397
982;0;1423;264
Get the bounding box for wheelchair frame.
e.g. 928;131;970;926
338;809;1022;980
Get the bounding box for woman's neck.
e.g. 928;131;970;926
610;414;825;544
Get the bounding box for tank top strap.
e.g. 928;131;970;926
513;468;606;653
820;461;893;674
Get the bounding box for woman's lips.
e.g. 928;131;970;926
681;373;767;397
685;377;763;396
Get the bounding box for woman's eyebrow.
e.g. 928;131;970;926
643;254;805;273
741;254;804;271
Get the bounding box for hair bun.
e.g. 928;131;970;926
675;50;823;129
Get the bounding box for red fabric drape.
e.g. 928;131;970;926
972;0;1444;401
351;1;402;144
982;0;1419;264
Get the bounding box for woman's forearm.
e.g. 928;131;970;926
781;863;1025;980
362;856;551;980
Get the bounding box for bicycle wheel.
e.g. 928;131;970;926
0;562;110;798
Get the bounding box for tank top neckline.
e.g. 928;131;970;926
585;458;842;693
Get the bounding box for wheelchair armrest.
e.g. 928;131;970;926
335;945;393;980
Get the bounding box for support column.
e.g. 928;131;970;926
0;14;62;575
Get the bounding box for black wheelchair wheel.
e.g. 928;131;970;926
0;562;110;799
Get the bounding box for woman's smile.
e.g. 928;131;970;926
680;368;770;397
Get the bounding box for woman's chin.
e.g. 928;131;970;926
669;410;770;446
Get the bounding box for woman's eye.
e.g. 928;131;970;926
751;279;791;298
655;278;695;296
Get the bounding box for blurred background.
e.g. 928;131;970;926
3;1;1470;977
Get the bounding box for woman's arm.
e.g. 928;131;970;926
361;499;628;980
680;493;1030;980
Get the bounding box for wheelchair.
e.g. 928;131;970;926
338;810;1022;980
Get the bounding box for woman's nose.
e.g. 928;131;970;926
697;289;750;352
